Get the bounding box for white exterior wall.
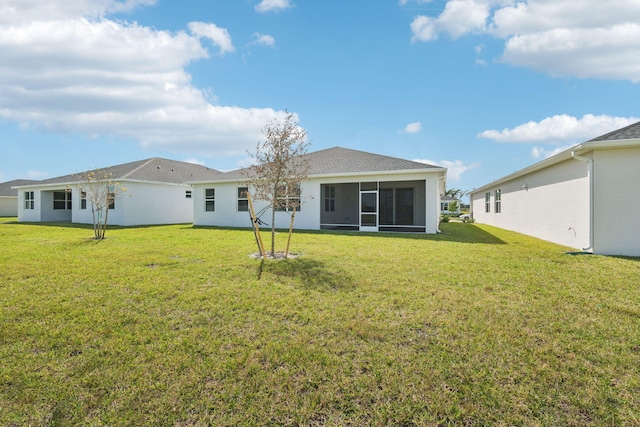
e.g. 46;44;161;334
17;189;41;222
471;158;590;250
193;171;443;233
192;181;317;230
0;197;17;216
592;148;640;257
72;181;194;226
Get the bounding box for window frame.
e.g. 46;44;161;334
485;192;491;213
53;190;72;210
495;189;501;214
237;187;249;212
276;184;301;212
24;191;34;210
205;188;215;212
324;185;335;212
108;192;115;210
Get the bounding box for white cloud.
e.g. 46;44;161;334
251;32;276;48
255;0;294;13
413;158;479;182
411;0;490;42
0;0;156;24
409;0;640;82
403;121;422;133
478;114;640;144
0;1;290;157
411;16;438;42
530;144;574;159
188;21;234;55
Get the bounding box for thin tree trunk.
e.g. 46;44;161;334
270;203;276;256
285;209;295;259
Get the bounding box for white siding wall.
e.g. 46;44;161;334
592;148;640;257
471;158;590;250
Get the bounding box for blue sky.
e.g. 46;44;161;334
1;0;639;194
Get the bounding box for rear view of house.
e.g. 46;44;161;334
470;121;640;257
191;147;447;233
14;158;221;226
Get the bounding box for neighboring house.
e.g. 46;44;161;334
190;147;447;233
470;121;640;257
14;158;221;226
440;195;461;215
0;179;39;216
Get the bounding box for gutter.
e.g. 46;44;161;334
437;174;446;233
571;151;594;252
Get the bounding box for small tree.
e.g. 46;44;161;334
245;112;310;257
76;169;126;240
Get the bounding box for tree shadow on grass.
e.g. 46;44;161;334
256;257;355;292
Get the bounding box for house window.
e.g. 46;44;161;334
276;184;301;212
237;187;249;212
186;190;192;199
53;190;72;210
108;192;115;210
495;189;501;214
80;191;87;209
324;185;335;212
485;192;491;213
205;188;215;212
24;191;34;210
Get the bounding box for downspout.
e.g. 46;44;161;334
571;151;594;252
437;174;446;233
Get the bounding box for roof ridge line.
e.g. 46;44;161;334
120;158;158;179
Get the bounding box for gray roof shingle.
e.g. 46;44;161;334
0;179;40;196
17;158;222;187
217;147;441;181
589;120;640;142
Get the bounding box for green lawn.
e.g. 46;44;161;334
1;222;639;426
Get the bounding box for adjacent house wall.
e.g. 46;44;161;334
471;158;590;250
0;197;17;216
592;147;640;257
72;182;194;226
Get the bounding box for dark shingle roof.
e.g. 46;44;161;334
589;120;640;142
217;147;441;181
0;179;40;196
18;158;222;187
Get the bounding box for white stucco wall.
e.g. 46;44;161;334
471;158;590;250
193;171;443;233
72;181;194;226
592;147;640;257
17;189;41;222
0;197;17;216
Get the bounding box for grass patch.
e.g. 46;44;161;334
1;222;639;425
